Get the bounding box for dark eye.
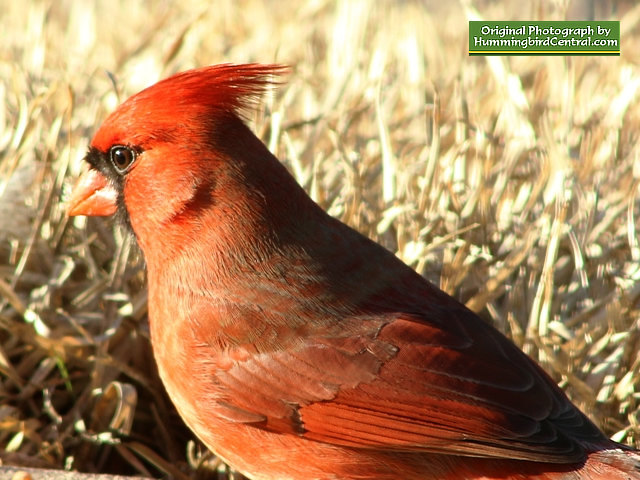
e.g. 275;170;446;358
110;145;137;174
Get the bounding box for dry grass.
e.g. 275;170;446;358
1;0;639;478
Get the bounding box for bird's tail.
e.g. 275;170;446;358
575;448;640;480
449;448;640;479
529;449;640;480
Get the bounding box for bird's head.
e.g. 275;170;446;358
68;64;295;258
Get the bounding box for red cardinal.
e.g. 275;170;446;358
68;64;640;480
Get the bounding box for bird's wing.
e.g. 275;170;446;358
208;298;606;464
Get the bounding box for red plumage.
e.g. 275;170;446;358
68;64;640;480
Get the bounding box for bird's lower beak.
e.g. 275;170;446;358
68;169;118;217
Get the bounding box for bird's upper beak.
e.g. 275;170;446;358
68;169;118;217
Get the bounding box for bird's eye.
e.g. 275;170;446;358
110;145;137;174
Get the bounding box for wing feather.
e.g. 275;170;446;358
206;309;605;463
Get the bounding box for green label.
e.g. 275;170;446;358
469;21;620;56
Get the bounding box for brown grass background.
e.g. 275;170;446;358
1;0;639;478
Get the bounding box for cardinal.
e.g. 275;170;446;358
68;64;640;479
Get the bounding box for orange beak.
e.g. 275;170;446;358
68;169;118;217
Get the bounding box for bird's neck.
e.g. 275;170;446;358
133;137;321;289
